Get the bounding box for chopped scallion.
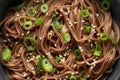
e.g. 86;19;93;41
63;33;71;43
40;4;49;14
80;9;90;18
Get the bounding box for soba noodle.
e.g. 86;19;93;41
0;0;120;80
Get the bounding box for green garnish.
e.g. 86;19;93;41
85;26;91;34
79;71;88;80
42;58;53;73
26;6;36;17
96;43;102;52
35;18;43;26
74;48;81;59
69;75;76;80
40;4;49;14
23;19;33;31
23;36;36;51
93;50;102;57
80;9;90;18
101;0;110;11
100;32;109;41
109;36;117;45
36;57;43;73
100;32;117;45
16;1;26;11
53;18;62;30
2;48;12;62
55;56;62;63
63;33;71;43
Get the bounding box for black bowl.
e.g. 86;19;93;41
0;0;120;80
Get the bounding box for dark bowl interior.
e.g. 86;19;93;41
0;0;120;80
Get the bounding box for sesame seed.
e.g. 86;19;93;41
6;34;8;36
60;8;63;12
90;14;93;17
8;39;10;41
96;14;99;16
21;33;24;36
59;55;62;58
54;44;57;47
31;67;34;70
81;49;83;52
65;76;68;78
65;12;68;15
74;22;77;24
88;39;91;42
16;14;20;17
80;27;83;30
15;42;18;44
93;25;96;28
39;37;42;40
67;7;70;13
26;60;29;62
26;31;30;34
46;12;48;15
97;33;100;36
81;20;85;23
62;58;65;62
27;77;30;79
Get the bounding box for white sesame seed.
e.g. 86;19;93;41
60;8;63;12
81;49;83;52
31;67;34;70
16;14;20;17
26;31;30;34
80;27;83;30
66;76;68;78
15;42;18;44
27;77;30;79
8;39;10;41
26;60;29;62
46;12;48;15
74;22;77;24
90;14;93;17
59;55;62;58
65;12;68;15
57;71;60;74
62;58;65;62
97;33;100;36
88;39;91;42
81;20;85;23
39;37;42;40
21;33;24;36
96;14;99;16
6;34;8;36
93;25;96;28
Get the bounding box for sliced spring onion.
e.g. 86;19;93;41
79;71;88;80
40;4;49;13
101;0;110;11
109;36;117;45
63;33;71;43
85;26;91;34
69;75;76;80
35;18;43;26
23;19;33;31
96;43;102;52
80;9;90;18
42;58;53;73
100;32;109;41
93;50;102;56
36;57;43;73
26;6;36;17
53;18;62;30
23;36;36;51
2;48;12;62
16;1;26;11
55;56;62;63
74;48;81;59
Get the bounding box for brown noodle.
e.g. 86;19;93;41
0;0;120;80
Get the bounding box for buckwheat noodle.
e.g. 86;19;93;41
0;0;120;80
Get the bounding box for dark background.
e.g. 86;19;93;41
0;0;120;80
